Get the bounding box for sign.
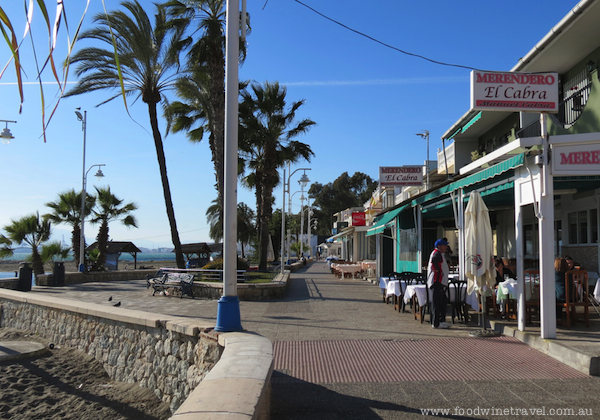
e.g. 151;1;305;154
552;143;600;175
352;212;366;226
379;166;423;187
470;70;559;113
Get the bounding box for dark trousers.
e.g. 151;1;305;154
431;283;447;327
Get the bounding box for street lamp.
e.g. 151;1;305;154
0;120;17;144
76;109;106;272
416;130;430;190
280;165;311;273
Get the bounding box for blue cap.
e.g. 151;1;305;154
435;239;449;248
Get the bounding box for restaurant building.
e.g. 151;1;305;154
367;0;600;339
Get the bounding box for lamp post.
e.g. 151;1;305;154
299;193;306;257
287;190;303;265
280;165;310;273
0;120;17;144
416;130;430;190
76;109;107;272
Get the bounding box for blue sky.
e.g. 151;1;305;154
0;0;579;249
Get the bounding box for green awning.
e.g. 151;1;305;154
461;111;482;134
366;204;408;236
412;153;524;207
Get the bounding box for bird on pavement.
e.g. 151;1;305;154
113;302;121;307
108;296;112;301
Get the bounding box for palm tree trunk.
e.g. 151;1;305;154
72;225;81;268
148;102;186;269
31;246;44;277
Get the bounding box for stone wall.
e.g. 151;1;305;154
0;290;221;413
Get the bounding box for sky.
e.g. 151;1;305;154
0;0;581;250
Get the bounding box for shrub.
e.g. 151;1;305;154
202;257;249;270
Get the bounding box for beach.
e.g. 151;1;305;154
0;328;171;420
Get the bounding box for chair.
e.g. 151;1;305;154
524;270;540;324
558;270;590;328
387;272;406;311
385;272;401;304
447;280;468;324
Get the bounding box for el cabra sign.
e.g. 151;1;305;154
471;70;559;113
379;166;423;187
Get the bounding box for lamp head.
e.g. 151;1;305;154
0;120;16;144
75;109;84;121
298;173;310;188
94;168;105;180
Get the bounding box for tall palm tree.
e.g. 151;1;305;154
90;186;138;271
237;202;255;259
206;197;256;258
45;189;96;268
1;213;52;277
239;81;315;269
164;0;249;203
63;0;186;268
206;197;223;242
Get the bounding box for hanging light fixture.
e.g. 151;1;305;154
0;120;17;145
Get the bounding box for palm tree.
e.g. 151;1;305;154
63;0;186;268
206;197;223;242
45;189;96;268
206;197;256;258
164;0;249;203
239;81;315;269
1;213;51;277
237;202;255;259
90;187;138;271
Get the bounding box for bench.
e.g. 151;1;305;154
150;272;195;299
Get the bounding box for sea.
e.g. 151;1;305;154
0;252;176;279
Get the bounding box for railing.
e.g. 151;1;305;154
516;119;541;139
550;77;592;129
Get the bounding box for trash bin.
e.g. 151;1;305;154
18;263;32;292
53;262;65;286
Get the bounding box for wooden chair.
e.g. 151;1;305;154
524;270;540;324
558;270;590;328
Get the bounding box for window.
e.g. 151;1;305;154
524;224;538;257
568;209;598;244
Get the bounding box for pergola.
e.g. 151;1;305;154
86;241;142;270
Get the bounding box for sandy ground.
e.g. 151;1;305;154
0;328;171;420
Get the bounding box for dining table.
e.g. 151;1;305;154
332;263;362;278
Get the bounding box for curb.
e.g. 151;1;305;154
491;320;600;376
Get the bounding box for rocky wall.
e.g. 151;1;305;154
0;299;221;413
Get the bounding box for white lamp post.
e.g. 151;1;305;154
280;166;310;273
416;130;430;190
0;120;17;144
76;109;106;272
299;193;306;257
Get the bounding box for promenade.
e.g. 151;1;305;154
29;262;600;419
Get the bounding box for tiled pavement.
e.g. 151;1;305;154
30;262;600;419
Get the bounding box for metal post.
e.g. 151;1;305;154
280;168;286;274
299;192;305;257
215;0;242;332
78;110;87;272
539;113;556;339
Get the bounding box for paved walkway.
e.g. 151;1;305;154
24;262;600;419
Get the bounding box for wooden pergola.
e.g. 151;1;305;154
86;241;142;270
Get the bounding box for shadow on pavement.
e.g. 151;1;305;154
271;372;477;420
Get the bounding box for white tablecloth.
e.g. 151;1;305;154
403;283;479;309
386;280;409;297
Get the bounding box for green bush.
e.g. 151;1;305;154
202;257;249;270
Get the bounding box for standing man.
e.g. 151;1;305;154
427;239;451;329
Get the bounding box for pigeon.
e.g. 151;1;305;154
108;296;112;301
113;302;121;307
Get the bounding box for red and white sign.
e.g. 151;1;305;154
379;166;423;187
552;143;600;175
352;212;366;226
471;70;559;113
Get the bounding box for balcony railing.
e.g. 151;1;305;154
516;119;541;139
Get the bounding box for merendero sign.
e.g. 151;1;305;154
471;70;559;113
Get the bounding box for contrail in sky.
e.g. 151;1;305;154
282;76;466;87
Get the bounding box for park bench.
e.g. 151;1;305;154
148;271;195;299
